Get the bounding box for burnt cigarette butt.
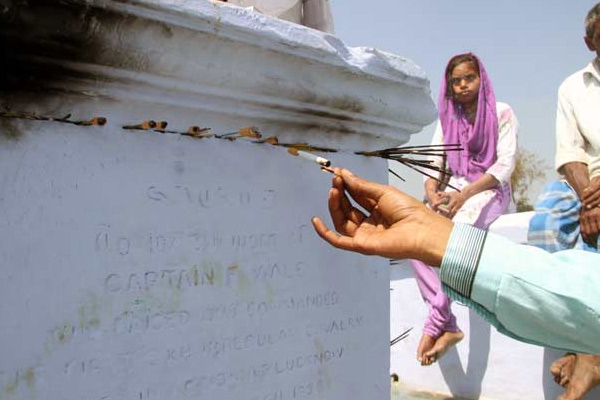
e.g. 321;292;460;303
141;120;156;130
288;148;331;167
186;126;212;138
155;121;168;131
70;116;107;126
91;117;107;126
238;126;262;139
264;136;278;145
187;126;211;134
123;120;156;130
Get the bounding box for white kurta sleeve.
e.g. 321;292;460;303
423;120;445;182
486;103;518;185
555;83;589;173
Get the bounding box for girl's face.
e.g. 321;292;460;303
449;61;481;106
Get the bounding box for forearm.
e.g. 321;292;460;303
409;212;453;267
560;162;590;199
461;173;499;199
441;223;600;354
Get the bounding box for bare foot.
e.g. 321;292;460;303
551;353;576;387
558;354;600;400
417;334;436;366
421;330;464;366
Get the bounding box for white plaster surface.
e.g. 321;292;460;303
0;122;390;400
0;1;440;399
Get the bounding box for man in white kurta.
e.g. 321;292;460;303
527;3;600;400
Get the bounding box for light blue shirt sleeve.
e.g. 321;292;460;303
440;223;600;355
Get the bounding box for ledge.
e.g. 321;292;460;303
0;0;436;150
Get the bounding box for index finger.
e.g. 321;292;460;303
582;189;600;208
311;217;366;254
338;169;386;212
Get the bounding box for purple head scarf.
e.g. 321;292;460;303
439;54;498;181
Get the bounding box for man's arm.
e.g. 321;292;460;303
560;163;600;248
555;85;600;247
559;162;590;199
441;223;600;355
312;169;600;354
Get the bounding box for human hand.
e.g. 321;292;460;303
580;206;600;249
426;190;447;211
436;191;467;219
582;177;600;210
311;169;453;266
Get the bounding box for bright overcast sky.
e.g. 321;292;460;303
331;1;598;198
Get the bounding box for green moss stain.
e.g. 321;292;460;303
54;322;74;345
3;366;36;398
5;377;17;396
23;368;35;390
265;283;275;301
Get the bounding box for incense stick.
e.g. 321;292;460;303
391;327;413;347
356;143;463;191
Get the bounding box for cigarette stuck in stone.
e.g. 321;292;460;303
287;148;331;167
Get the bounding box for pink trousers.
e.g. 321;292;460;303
412;178;510;339
411;259;459;338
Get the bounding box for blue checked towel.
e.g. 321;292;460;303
528;180;598;253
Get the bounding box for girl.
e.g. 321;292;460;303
412;53;518;366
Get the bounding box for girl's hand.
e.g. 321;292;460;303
426;190;447;211
437;191;467;219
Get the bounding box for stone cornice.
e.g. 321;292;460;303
1;0;437;150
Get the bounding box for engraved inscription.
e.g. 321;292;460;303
197;291;340;322
104;267;221;294
146;186;277;209
182;347;344;396
113;310;190;335
94;224;309;257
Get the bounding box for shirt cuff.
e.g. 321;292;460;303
555;152;588;173
439;223;488;298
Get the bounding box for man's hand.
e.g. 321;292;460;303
581;177;600;210
580;206;600;249
311;169;453;266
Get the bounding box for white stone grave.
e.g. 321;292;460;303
0;1;436;399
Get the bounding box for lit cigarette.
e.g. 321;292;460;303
288;148;331;167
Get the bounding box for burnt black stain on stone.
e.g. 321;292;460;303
296;108;353;121
0;116;25;141
1;0;99;92
261;75;365;122
0;0;152;94
0;0;152;139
